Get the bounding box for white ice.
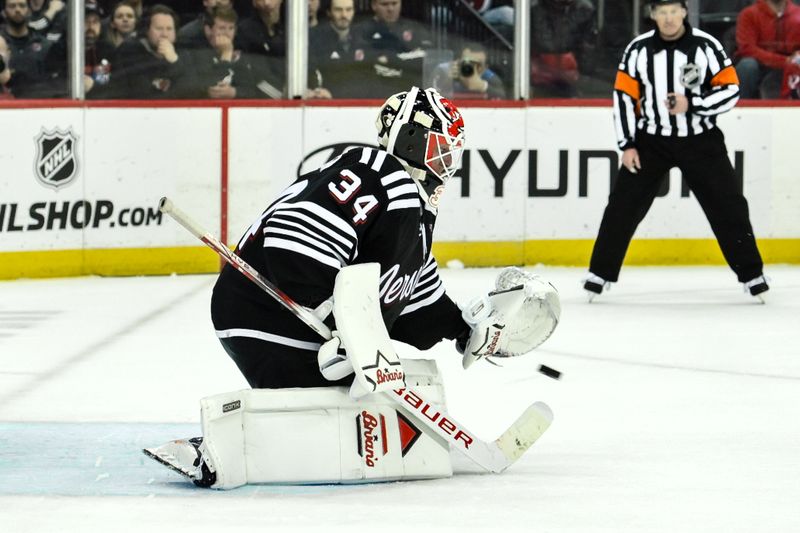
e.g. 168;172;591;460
1;265;799;533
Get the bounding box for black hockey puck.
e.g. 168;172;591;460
538;364;561;380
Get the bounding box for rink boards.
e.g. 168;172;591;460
0;101;798;278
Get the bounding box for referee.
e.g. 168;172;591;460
584;0;769;300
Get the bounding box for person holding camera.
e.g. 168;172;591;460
433;43;506;99
583;0;768;300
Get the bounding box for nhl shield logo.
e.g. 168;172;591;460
679;63;701;89
34;128;78;189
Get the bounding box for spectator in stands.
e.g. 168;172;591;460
432;41;506;99
108;4;188;99
104;1;138;49
27;0;65;41
0;35;11;88
530;0;597;97
309;0;321;28
735;0;800;99
307;0;373;98
235;0;285;97
183;5;259;99
354;0;432;96
45;2;114;97
236;0;285;58
355;0;432;53
1;0;53;97
178;0;233;49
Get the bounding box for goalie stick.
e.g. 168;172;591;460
159;196;553;473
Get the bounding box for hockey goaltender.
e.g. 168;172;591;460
144;87;561;488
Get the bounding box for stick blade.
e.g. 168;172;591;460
493;401;553;469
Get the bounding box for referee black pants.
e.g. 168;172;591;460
589;128;764;283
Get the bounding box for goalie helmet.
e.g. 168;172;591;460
376;87;465;204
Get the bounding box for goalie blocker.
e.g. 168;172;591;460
145;359;452;488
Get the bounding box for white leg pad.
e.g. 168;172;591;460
200;390;247;489
200;359;452;489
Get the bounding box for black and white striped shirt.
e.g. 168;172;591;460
211;146;466;353
613;23;740;150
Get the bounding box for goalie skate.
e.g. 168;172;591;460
143;437;216;487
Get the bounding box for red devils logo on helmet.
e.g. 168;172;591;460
439;96;464;139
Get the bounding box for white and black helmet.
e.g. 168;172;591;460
376;87;465;202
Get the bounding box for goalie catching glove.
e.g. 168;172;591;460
458;267;561;369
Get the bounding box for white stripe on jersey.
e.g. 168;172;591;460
215;328;321;351
387;198;421;211
406;275;440;300
270;208;355;252
359;147;371;164
419;255;438;276
238;180;308;250
371;150;388;171
386;183;418;199
640;51;657;136
400;284;446;315
265;216;351;258
272;202;357;246
398;254;444;315
705;44;722;73
381;170;411;186
264;237;344;269
653;51;671;134
287;201;357;238
264;226;348;264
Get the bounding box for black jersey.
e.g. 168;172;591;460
211;147;468;356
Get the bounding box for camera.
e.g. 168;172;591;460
459;60;476;78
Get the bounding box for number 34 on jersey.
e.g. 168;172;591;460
328;170;379;225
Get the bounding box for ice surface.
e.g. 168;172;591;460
1;266;799;532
